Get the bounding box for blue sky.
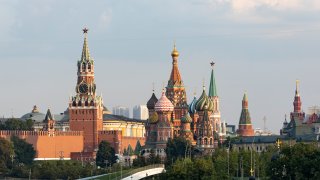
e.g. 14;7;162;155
1;0;320;133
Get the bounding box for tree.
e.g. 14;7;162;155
0;118;34;130
96;141;117;168
267;143;320;180
164;157;215;180
25;119;34;130
127;144;134;156
134;140;142;155
11;136;36;165
147;149;161;165
165;137;191;166
0;137;13;174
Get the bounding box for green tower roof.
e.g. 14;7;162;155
208;66;217;97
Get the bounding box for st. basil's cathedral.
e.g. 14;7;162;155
144;44;227;157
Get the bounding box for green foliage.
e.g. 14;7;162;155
11;136;36;165
0;118;33;130
267;143;320;180
147;149;161;164
30;161;95;179
132;155;146;167
127;144;134;156
96;141;117;168
164;157;215;180
165;137;191;166
0;137;13;174
134;140;142;155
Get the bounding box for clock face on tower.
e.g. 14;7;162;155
79;83;89;94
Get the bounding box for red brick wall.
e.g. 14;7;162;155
0;131;84;159
98;130;145;155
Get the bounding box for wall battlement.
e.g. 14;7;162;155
99;130;122;135
0;130;83;137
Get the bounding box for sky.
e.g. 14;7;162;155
1;0;320;134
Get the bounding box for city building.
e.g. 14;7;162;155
113;106;130;118
281;80;320;137
133;105;149;120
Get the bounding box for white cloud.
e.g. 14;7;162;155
98;9;112;30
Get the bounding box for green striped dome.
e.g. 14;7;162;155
181;113;192;123
195;88;213;111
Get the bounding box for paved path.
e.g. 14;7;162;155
122;167;165;180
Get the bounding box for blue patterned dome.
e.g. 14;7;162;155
188;96;197;114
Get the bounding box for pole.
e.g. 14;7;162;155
227;140;230;179
29;169;31;180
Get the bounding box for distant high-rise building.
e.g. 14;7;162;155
113;106;130;118
133;105;149;120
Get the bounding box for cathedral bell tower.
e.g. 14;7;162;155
69;28;103;152
165;43;188;120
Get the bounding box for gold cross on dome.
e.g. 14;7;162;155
276;139;282;149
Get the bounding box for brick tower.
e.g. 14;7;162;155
165;43;188;120
290;80;305;137
69;28;104;152
237;92;254;136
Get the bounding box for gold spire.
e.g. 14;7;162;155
171;41;179;57
81;27;91;62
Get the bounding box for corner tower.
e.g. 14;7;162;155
165;43;188;120
69;28;103;152
237;92;254;136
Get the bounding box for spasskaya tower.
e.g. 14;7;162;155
69;28;103;152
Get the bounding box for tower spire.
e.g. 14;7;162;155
81;27;91;62
208;61;218;97
295;79;300;96
293;80;302;113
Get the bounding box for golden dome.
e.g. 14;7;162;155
171;43;179;57
149;111;159;124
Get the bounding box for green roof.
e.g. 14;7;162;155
208;69;217;97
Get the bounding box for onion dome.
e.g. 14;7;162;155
171;43;179;57
188;96;197;114
181;113;192;123
195;87;213;111
155;90;174;112
148;111;159;124
147;91;158;110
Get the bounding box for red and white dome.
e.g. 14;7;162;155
155;90;174;112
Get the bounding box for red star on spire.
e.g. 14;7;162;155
210;61;215;67
83;27;89;34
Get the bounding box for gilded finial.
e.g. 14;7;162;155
152;82;155;92
171;41;179;57
202;78;205;90
276;139;282;149
193;87;197;97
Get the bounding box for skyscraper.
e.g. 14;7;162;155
113;106;130;118
133;105;149;120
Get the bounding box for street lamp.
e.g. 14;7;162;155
10;153;15;168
